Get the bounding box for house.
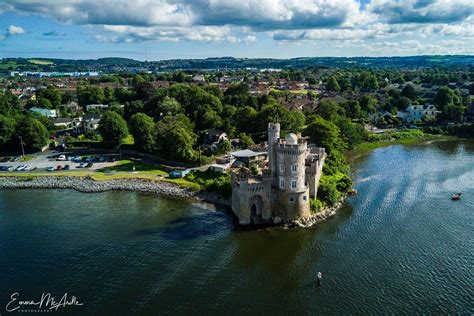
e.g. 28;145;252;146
231;149;267;167
397;104;439;123
192;74;205;83
203;129;228;152
52;117;73;128
83;113;101;132
208;164;228;173
86;104;109;112
72;117;83;134
30;107;58;118
63;101;82;113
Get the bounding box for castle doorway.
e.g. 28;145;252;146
250;204;257;217
248;195;263;222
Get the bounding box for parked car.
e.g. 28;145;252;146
56;165;62;171
63;164;70;170
76;163;86;169
86;162;94;168
70;156;82;162
23;165;35;171
12;156;21;162
56;155;67;161
16;165;27;171
0;166;9;171
107;157;117;162
0;157;10;162
46;166;55;172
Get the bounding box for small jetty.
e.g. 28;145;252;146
451;192;462;201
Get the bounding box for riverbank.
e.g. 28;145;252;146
354;133;457;153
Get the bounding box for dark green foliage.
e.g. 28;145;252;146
37;86;61;108
18;116;49;152
155;115;196;161
0;115;16;145
98;111;128;149
186;170;231;198
327;76;340;92
128;113;156;153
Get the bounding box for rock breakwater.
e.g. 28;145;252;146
0;176;194;199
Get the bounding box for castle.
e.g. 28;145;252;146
231;123;326;225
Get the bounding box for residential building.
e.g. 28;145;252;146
30;107;58;118
83;113;101;132
397;104;439;123
86;104;109;112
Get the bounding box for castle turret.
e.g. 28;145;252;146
267;123;280;184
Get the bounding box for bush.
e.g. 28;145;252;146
186;170;231;198
310;199;324;213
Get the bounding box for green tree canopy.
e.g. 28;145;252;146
98;111;128;149
128;113;156;153
326;76;340;92
18;116;49;152
0;115;16;146
155;115;196;161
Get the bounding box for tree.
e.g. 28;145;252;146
327;76;340;92
98;111;128;148
217;139;231;154
37;86;61;108
158;96;182;116
129;113;156;153
0;115;16;145
303;116;344;155
238;133;254;148
155;115;196;161
18;116;49;152
77;85;105;107
434;86;459;111
359;95;377;113
401;84;417;100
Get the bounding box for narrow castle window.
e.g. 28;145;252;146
291;179;297;189
279;164;285;172
289;197;295;203
279;178;285;189
291;164;297;173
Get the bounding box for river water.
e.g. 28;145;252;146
1;140;473;315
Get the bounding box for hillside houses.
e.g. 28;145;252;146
397;104;439;123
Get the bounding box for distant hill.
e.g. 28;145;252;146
1;55;473;74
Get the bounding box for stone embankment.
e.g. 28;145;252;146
0;176;194;199
284;197;347;229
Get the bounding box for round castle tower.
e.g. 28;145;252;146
273;133;311;219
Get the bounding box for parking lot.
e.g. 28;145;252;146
0;151;121;173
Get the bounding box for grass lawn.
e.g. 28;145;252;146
99;159;167;176
0;61;19;70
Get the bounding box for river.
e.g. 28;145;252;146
1;140;473;315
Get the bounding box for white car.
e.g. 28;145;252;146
56;155;67;161
46;166;55;172
16;165;27;171
23;165;35;171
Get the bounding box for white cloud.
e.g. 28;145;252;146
6;25;25;36
0;0;473;56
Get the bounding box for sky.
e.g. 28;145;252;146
0;0;473;60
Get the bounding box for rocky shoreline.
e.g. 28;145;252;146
0;176;196;199
284;197;347;229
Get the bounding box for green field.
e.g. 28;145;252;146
28;59;54;65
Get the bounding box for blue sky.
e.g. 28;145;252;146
0;0;473;60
